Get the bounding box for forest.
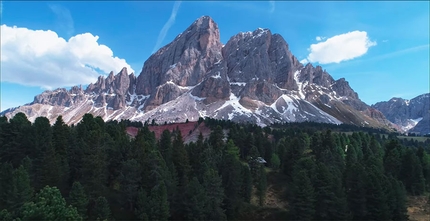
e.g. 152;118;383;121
0;113;429;220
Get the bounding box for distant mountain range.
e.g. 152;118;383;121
372;93;430;134
1;16;428;134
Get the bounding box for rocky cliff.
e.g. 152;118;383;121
372;93;430;134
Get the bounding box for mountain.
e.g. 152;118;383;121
0;16;393;129
372;93;430;134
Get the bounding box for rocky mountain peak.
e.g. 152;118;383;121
372;93;430;134
135;16;223;110
1;16;396;131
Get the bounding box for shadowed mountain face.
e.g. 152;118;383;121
1;16;393;130
372;93;430;134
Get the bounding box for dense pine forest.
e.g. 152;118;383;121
0;113;429;220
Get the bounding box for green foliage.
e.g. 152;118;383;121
119;159;141;211
93;196;111;221
11;165;34;212
400;149;426;195
21;186;81;221
184;177;207;220
0;162;15;210
270;153;280;170
364;169;390;220
240;164;252;203
0;209;14;221
256;165;267;206
289;169;315;221
0;113;427;220
391;178;409;221
68;182;88;219
221;144;243;219
345;163;367;220
202;168;226;220
147;183;169;221
314;163;339;220
135;188;149;221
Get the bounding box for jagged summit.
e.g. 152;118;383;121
1;16;394;130
373;93;430;134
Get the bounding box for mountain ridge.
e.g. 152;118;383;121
372;93;430;134
1;16;394;130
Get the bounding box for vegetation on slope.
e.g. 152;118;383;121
0;113;429;220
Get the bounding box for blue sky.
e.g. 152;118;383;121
1;1;429;111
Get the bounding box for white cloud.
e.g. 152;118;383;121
269;1;275;13
0;24;135;90
305;31;377;64
315;36;326;41
48;4;74;37
152;1;181;54
300;59;309;64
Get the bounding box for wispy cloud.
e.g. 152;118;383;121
318;44;429;70
303;31;377;64
316;36;326;41
152;1;181;54
48;4;74;37
269;1;275;13
368;44;429;62
1;24;135;89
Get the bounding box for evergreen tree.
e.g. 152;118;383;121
256;165;267;206
38;144;61;189
0;209;13;221
68;181;88;219
313;162;349;220
20;156;33;180
78;114;108;197
184;177;207;221
52;116;70;189
202;168;226;221
11;165;34;212
289;169;315;221
221;143;243;219
384;139;403;178
400;149;426;195
391;178;409;221
345;163;367;220
93;196;111;221
119;159;141;211
172;130;190;182
21;186;81;221
365;169;390;220
0;162;14;210
135;188;149;221
147;183;169;221
32;117;55;190
240;164;252;203
159;129;174;172
270;153;280;170
1;113;32;168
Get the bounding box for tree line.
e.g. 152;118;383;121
0;113;429;220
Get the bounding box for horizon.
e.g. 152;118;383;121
1;1;429;111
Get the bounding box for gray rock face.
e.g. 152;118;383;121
136;16;223;110
223;29;299;90
372;93;430;134
0;16;395;131
85;67;134;109
33;86;85;107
